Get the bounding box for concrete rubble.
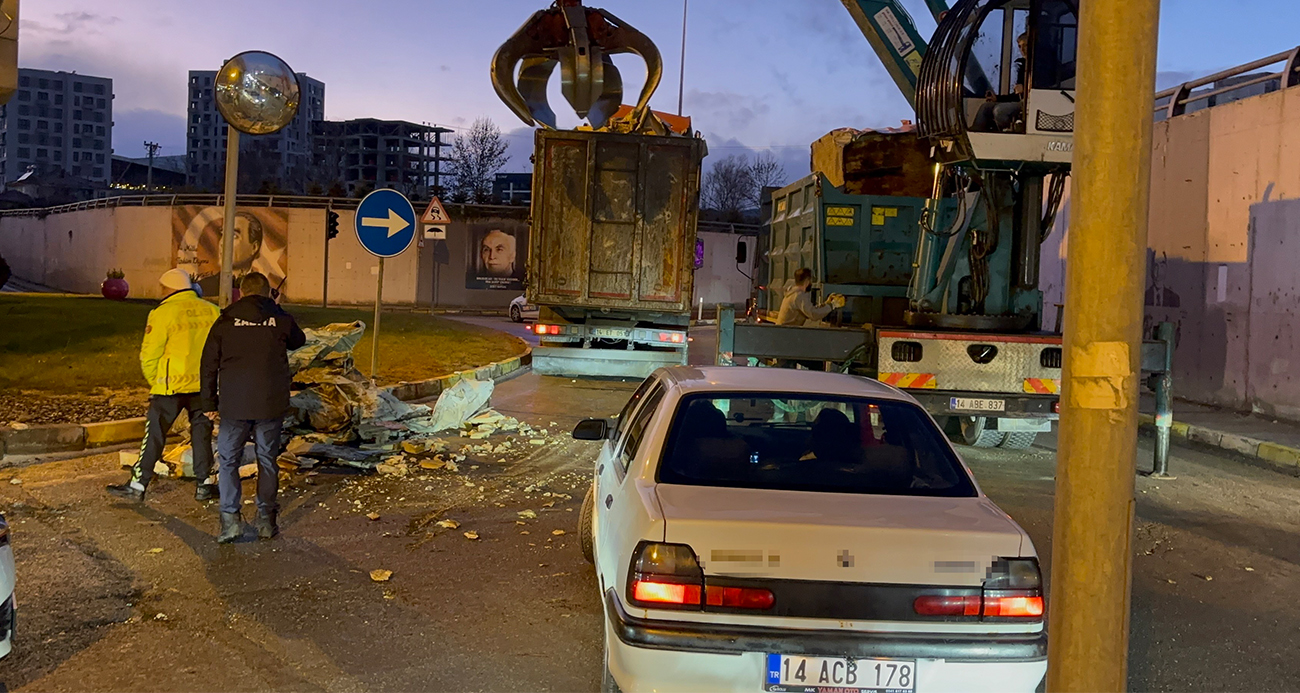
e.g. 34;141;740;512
120;322;562;481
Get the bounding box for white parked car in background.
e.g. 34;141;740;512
0;513;14;659
574;367;1046;693
509;295;538;323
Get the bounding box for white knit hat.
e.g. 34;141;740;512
159;268;193;292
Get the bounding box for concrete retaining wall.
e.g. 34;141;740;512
1042;85;1300;419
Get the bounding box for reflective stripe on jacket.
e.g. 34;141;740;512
140;289;220;397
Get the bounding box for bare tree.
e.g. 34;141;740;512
748;151;787;208
701;152;790;220
448;117;510;204
701;154;755;221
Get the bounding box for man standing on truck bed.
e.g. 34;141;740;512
777;268;845;326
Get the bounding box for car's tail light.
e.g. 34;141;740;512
628;542;703;609
633;580;701;605
705;585;775;609
913;558;1043;620
981;593;1045;617
913;595;981;616
534;324;561;336
627;541;774;611
0;516;9;547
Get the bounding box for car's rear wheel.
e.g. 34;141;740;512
999;431;1038;450
951;416;1005;448
510;304;523;323
579;484;595;564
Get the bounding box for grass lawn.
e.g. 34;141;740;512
0;295;527;395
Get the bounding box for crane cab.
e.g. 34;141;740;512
918;0;1079;171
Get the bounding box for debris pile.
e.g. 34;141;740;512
126;322;566;479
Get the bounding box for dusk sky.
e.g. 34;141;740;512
19;0;1299;181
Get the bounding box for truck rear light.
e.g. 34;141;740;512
1052;401;1061;414
658;332;685;344
534;324;561;336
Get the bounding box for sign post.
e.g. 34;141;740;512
421;196;453;312
354;188;418;384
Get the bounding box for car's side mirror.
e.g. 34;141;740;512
572;418;610;441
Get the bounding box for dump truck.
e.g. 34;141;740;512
526;127;707;378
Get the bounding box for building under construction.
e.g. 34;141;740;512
312;118;451;198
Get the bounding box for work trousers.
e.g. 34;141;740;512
131;393;214;488
216;418;281;515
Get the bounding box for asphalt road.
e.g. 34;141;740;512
1;322;1298;691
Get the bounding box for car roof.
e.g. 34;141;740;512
655;366;914;402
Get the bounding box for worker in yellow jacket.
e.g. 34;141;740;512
108;269;220;503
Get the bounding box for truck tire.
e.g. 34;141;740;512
999;432;1038;450
579;484;595;564
956;416;1006;448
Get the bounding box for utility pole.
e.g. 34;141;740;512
677;0;688;116
143;140;160;191
1047;1;1161;691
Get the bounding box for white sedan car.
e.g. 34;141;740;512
574;366;1045;693
509;295;538;323
0;513;13;659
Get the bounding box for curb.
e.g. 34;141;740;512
0;347;533;460
1138;413;1300;473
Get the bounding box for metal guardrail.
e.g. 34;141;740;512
0;194;527;218
1154;46;1300;119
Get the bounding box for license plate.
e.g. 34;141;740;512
765;654;916;693
950;397;1005;412
590;327;630;339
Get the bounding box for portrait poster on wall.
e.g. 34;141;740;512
172;206;289;298
465;221;528;291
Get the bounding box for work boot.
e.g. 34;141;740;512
106;482;145;503
253;509;278;540
217;512;243;544
195;483;218;502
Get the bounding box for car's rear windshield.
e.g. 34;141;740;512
656;392;977;498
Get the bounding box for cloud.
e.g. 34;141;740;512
21;11;119;36
684;89;772;134
699;133;809;185
113;109;188;159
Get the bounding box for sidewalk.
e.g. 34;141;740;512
1140;394;1300;473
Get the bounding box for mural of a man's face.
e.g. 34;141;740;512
480;229;516;277
232;213;264;270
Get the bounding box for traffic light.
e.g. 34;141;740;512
326;209;339;240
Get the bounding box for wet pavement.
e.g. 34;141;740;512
1;327;1298;691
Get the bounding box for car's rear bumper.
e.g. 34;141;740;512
606;589;1045;661
605;590;1046;693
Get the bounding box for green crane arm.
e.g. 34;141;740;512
839;0;949;108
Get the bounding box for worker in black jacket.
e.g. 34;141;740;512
200;272;306;544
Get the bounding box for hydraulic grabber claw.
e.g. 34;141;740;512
491;0;662;130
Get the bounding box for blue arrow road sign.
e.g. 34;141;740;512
354;188;417;258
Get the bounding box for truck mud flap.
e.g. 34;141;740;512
532;347;687;379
